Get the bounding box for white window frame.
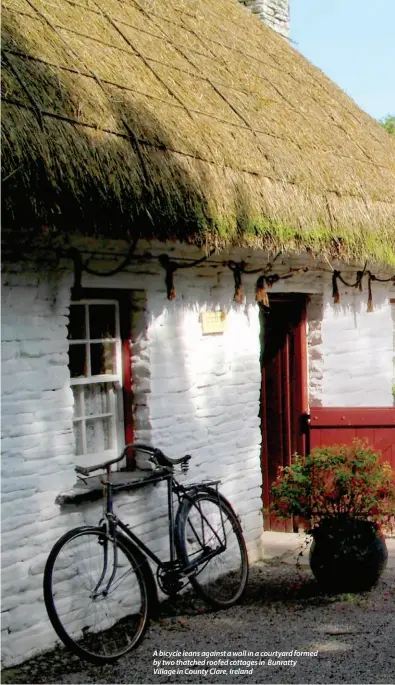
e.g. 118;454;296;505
68;299;125;468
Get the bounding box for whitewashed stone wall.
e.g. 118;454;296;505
320;288;393;406
1;251;264;666
1;267;81;664
1;244;393;665
127;259;264;565
145;298;263;560
306;295;324;407
239;0;289;38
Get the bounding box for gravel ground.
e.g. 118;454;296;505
3;560;395;685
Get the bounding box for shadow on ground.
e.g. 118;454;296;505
3;561;384;685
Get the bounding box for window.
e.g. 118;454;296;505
68;298;128;467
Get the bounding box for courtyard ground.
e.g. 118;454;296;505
2;533;395;685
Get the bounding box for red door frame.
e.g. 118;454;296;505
260;294;309;531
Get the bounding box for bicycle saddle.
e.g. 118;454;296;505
152;447;192;469
134;443;191;469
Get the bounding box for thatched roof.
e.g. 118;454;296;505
2;0;395;265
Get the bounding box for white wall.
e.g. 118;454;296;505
1;268;82;664
1;244;393;665
321;289;393;406
144;297;263;553
1;254;264;666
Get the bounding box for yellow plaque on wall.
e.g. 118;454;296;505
200;311;227;335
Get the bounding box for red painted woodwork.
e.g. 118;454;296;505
310;407;395;472
122;337;134;447
260;295;309;531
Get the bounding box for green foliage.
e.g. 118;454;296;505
270;440;395;531
380;115;395;135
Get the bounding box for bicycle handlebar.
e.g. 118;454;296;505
75;451;127;476
75;443;191;476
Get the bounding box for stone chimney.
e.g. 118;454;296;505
239;0;289;38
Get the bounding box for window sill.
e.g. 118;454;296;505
55;469;169;507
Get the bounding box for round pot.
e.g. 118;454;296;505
309;518;388;593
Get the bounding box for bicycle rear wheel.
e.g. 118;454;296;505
43;526;151;663
175;490;248;608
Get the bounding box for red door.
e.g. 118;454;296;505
260;295;308;531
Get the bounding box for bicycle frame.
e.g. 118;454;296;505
101;466;226;580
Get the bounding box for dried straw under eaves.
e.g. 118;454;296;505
2;0;395;265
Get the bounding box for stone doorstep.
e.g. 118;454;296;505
261;531;395;569
261;531;312;566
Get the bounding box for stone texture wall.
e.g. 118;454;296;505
129;260;265;564
320;289;393;406
1;244;393;665
0;252;264;666
1;267;81;664
144;297;263;561
240;0;289;37
307;295;324;407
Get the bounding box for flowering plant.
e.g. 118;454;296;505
270;440;395;532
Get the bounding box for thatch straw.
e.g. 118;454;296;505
2;0;395;265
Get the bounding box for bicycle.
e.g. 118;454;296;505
43;443;249;664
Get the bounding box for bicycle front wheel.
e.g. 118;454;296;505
43;526;150;663
175;490;248;608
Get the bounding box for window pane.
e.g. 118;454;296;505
68;305;86;340
89;305;116;339
73;421;84;455
72;386;84;417
84;384;111;416
86;417;111;453
69;344;87;378
91;342;116;375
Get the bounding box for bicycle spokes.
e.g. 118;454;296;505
44;528;149;662
175;492;248;608
187;497;226;556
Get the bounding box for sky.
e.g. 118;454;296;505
290;0;395;122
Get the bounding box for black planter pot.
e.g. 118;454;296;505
309;518;388;593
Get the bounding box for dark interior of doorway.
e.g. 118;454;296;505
259;294;309;532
